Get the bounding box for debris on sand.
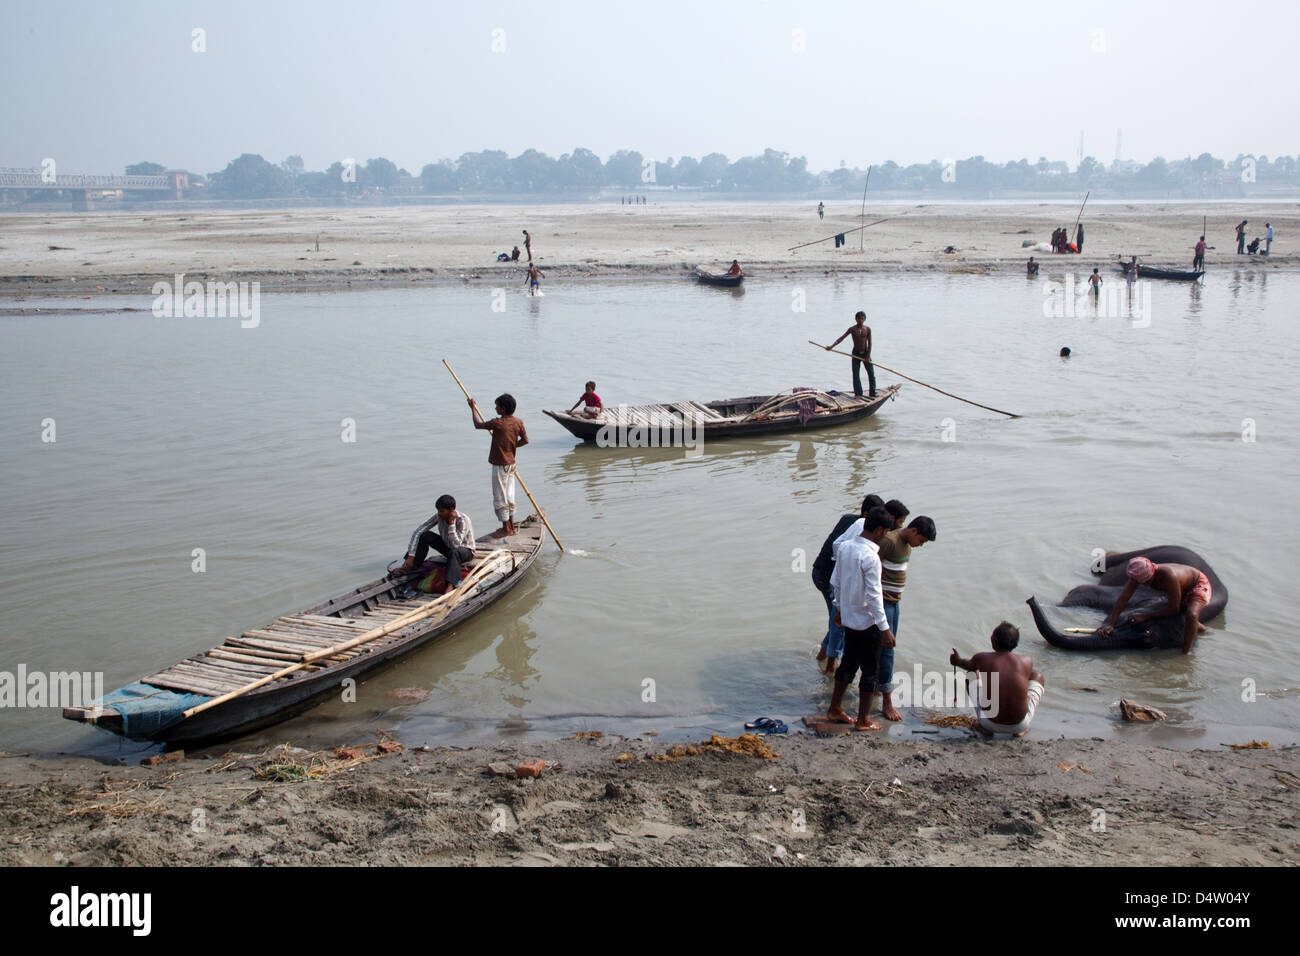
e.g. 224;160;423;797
1119;699;1167;722
924;712;976;729
1224;740;1269;750
571;731;604;740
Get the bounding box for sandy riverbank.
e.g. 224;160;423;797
0;202;1293;295
2;733;1296;866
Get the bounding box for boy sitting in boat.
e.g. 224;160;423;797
470;394;529;538
568;381;603;418
950;623;1045;738
727;259;742;276
391;494;476;589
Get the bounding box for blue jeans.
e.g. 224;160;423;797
819;588;845;660
878;601;900;693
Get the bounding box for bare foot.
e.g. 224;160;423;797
815;647;827;662
824;659;837;676
853;717;883;731
881;696;902;722
489;528;510;539
826;708;854;724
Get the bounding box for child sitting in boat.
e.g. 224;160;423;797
568;381;603;418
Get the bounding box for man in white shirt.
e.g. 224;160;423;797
826;507;896;731
392;494;477;588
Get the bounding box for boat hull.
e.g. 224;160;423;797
545;385;900;443
65;519;544;745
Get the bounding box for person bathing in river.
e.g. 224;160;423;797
568;380;603;418
813;494;885;675
391;494;476;589
1026;256;1039;277
525;262;544;296
826;506;896;731
827;311;875;398
470;393;528;539
1088;268;1102;293
1095;556;1210;653
951;622;1045;738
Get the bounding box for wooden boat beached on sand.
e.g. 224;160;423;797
63;517;545;745
544;385;901;443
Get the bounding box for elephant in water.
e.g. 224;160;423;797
1027;546;1228;650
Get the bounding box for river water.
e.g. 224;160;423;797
2;266;1297;758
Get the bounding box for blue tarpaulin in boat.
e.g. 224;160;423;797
100;683;211;737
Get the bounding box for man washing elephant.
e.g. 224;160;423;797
1026;546;1227;651
1096;556;1211;654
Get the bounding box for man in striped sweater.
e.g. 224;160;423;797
875;515;937;721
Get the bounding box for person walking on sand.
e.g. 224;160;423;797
813;494;884;675
1236;220;1248;255
1265;222;1274;256
826;506;896;731
950;622;1045;738
525;263;544;296
1193;236;1207;272
827;311;875;398
469;394;529;539
1095;556;1211;654
522;229;533;262
1075;222;1084;254
818;201;825;220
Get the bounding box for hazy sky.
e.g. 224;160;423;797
3;0;1295;176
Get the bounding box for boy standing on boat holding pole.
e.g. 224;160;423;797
470;394;529;539
827;311;875;398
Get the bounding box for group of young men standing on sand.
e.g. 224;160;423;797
390;394;530;589
810;496;1047;737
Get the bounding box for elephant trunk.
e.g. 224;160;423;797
1026;596;1116;650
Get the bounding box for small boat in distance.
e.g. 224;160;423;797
1118;260;1204;282
63;518;545;745
696;265;744;287
544;385;900;442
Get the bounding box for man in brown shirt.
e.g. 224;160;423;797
470;393;529;538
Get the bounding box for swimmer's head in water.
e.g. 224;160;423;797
1127;557;1157;583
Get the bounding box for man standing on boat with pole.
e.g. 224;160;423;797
827;311;875;398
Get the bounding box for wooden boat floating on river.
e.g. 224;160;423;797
695;266;744;287
544;385;901;442
63;517;544;745
1118;261;1204;282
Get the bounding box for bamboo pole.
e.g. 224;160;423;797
442;360;565;552
809;341;1022;419
859;166;871;251
788;217;891;252
182;552;515;718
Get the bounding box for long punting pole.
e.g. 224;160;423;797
1073;190;1090;232
859;165;872;251
809;341;1022;419
789;217;891;252
442;360;565;552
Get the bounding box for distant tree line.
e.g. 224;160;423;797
132;149;1300;199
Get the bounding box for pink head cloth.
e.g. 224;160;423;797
1127;557;1157;583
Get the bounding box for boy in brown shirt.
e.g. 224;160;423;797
469;393;529;538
